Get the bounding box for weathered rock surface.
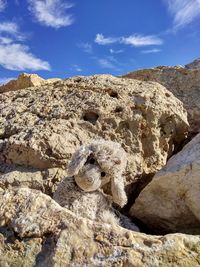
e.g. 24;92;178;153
0;75;188;194
0;73;61;93
131;133;200;235
0;187;200;267
122;66;200;133
0;163;67;195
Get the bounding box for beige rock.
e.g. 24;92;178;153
0;164;67;195
0;187;200;267
0;73;61;93
122;66;200;133
0;75;188;193
130;133;200;234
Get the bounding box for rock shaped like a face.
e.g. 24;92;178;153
0;75;188;190
130;133;200;235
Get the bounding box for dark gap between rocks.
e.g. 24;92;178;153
169;131;199;159
118;173;155;234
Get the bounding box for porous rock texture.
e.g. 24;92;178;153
131;133;200;235
0;73;61;93
0;187;200;267
122;66;200;133
0;75;188;196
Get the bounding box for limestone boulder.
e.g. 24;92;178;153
0;73;61;93
0;187;200;267
0;75;188;193
130;133;200;234
122;66;200;133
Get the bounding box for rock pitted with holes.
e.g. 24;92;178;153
0;75;188;194
122;66;200;133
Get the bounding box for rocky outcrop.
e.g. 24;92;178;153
0;73;61;93
130;133;200;234
122;66;200;133
0;75;188;195
0;73;199;266
185;58;200;70
0;187;200;267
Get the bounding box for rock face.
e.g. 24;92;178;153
122;66;200;133
0;75;188;194
0;73;61;93
0;187;200;267
130;133;200;235
0;73;198;266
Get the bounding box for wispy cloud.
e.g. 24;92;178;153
0;21;51;71
141;48;161;54
164;0;200;29
0;0;6;12
28;0;74;28
94;55;120;70
97;58;116;69
95;34;119;45
0;77;15;85
121;35;163;46
0;44;50;71
0;36;13;44
70;64;82;72
78;42;93;53
95;33;163;47
109;48;124;54
0;22;25;40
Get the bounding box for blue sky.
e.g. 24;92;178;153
0;0;200;83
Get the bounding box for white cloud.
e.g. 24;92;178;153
0;0;6;12
28;0;74;28
94;55;120;70
71;64;82;72
0;36;13;44
0;20;51;71
164;0;200;29
95;34;119;45
0;77;15;85
109;48;124;54
95;33;163;47
0;44;51;71
0;22;18;35
78;42;93;53
121;35;163;46
0;22;25;41
97;58;116;69
141;48;161;54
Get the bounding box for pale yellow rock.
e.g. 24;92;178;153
0;73;61;93
130;133;200;234
0;187;200;267
0;164;67;194
0;75;188;192
122;66;200;133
